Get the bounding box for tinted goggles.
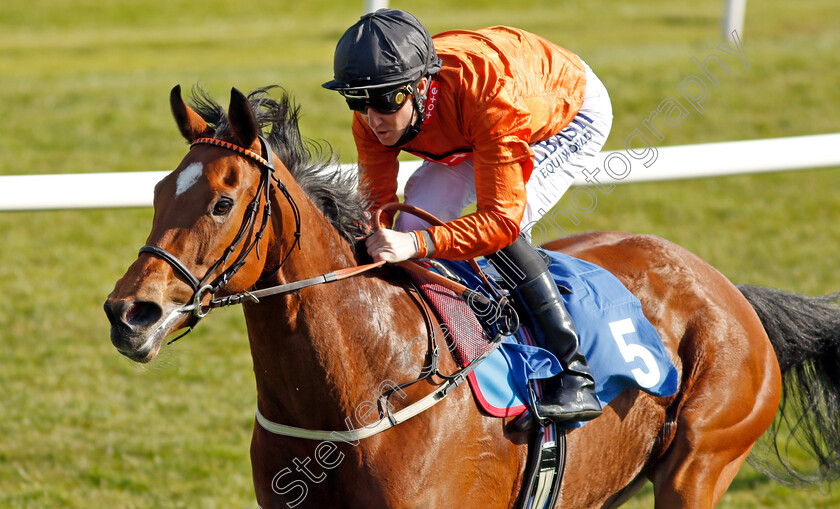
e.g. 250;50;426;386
341;84;414;114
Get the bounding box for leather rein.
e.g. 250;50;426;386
140;136;491;341
139;136;506;440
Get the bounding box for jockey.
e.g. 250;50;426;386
323;9;613;423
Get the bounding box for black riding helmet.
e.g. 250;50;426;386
322;9;442;148
322;8;442;91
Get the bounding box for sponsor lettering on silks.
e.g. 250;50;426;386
534;113;595;179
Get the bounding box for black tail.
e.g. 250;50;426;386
737;284;840;485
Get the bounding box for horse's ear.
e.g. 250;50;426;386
170;85;209;143
228;87;260;149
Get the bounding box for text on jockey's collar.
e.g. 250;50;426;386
422;80;441;125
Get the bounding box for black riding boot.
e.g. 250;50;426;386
487;237;602;423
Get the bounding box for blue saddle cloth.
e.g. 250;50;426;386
440;251;679;426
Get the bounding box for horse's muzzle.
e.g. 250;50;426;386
104;298;165;361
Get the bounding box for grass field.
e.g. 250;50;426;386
1;0;839;507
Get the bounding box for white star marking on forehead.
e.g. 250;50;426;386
176;162;203;196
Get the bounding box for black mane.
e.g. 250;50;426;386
188;85;369;243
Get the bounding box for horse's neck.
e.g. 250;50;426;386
245;194;425;430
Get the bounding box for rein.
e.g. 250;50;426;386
208;203;494;311
139;136;507;440
140;137;488;339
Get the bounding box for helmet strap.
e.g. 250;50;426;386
385;76;430;149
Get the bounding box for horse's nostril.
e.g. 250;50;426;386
124;301;163;327
104;301;118;326
104;299;163;329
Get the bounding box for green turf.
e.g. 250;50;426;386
1;0;839;507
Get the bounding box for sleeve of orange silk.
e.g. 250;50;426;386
426;85;533;261
352;114;402;228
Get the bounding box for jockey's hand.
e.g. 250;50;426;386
366;228;418;263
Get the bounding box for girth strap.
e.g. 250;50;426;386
255;323;504;441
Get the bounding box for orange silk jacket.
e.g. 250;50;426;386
353;26;586;260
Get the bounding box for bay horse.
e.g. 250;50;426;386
104;85;840;508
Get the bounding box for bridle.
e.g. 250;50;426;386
138;135;302;339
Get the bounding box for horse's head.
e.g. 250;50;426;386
104;85;289;362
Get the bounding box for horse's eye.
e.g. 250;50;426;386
213;198;233;216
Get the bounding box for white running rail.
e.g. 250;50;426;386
1;133;838;212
